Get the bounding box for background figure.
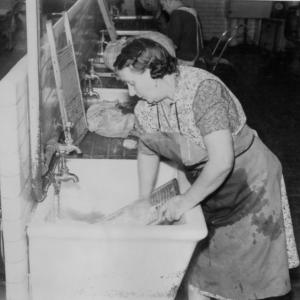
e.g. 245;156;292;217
158;0;204;66
110;0;125;14
135;0;149;15
135;0;160;15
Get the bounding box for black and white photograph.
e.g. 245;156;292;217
0;0;299;299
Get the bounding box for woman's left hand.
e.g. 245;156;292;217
157;195;189;223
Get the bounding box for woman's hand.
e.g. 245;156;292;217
157;195;190;223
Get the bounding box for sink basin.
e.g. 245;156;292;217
27;158;207;300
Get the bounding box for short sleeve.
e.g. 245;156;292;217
192;79;230;136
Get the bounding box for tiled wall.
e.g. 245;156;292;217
0;57;33;300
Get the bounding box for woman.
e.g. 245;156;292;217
158;0;203;66
114;38;293;300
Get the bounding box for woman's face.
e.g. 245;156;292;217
117;67;165;104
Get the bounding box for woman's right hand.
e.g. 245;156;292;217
157;195;190;223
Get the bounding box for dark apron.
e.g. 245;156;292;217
139;125;290;300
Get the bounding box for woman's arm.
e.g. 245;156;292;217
138;151;160;199
184;129;234;208
160;129;234;222
186;79;235;207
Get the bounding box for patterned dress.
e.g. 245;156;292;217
134;66;299;299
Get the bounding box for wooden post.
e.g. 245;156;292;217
26;0;42;199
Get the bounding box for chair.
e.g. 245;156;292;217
198;24;245;73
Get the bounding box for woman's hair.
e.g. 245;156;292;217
113;38;178;79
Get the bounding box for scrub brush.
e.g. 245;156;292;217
102;178;180;225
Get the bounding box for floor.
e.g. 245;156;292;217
1;25;300;300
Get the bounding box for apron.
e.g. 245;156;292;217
139;125;292;300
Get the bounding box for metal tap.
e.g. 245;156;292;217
55;142;82;156
63;122;82;153
81;59;103;105
54;122;81;184
88;59;102;81
54;152;79;184
40;146;80;201
40;122;81;203
82;75;101;106
110;5;120;21
50;150;78;220
85;59;102;87
96;30;108;63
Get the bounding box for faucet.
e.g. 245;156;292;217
81;59;103;105
46;150;79;220
96;30;108;64
54;122;81;184
61;122;82;153
88;58;102;82
81;59;102;84
40;122;81;205
54;152;79;184
40;144;80;201
110;5;120;21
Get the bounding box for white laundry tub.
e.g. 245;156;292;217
27;159;207;300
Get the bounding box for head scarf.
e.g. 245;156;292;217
103;31;176;70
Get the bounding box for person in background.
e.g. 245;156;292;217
135;0;150;15
135;0;160;16
158;0;204;66
113;37;297;300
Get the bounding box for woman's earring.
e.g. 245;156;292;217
155;80;159;88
